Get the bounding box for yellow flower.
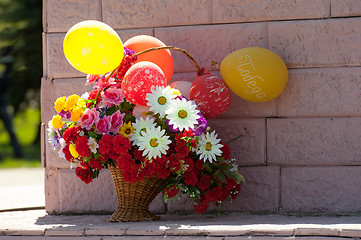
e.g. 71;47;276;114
51;115;63;129
64;94;79;111
77;98;86;109
54;96;66;113
119;122;135;139
70;106;83;122
69;143;79;158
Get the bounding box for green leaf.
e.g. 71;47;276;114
223;170;236;179
234;173;246;184
215;170;227;183
88;131;98;139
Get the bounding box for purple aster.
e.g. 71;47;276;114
191;113;207;136
58;110;71;119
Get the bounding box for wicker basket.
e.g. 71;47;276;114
108;165;165;222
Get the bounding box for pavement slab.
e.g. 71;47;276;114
1;210;361;239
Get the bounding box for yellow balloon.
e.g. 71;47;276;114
63;20;124;75
220;47;288;102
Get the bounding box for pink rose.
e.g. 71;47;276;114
102;87;125;107
86;74;100;84
96;115;111;134
109;110;125;134
80;108;100;130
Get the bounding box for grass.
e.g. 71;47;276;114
0;107;41;168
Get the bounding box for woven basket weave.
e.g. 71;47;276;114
108;165;165;222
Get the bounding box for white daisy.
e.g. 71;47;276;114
165;98;200;131
146;86;177;116
136;126;171;160
130;117;157;144
87;137;98;154
196;131;223;163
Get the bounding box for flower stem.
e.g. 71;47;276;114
133;46;204;76
226;134;243;144
95;67;118;106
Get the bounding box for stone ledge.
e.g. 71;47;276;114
1;210;361;239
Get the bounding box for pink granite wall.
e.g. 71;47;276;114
42;0;361;214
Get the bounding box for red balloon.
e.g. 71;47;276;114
122;61;167;106
124;35;174;84
190;70;232;118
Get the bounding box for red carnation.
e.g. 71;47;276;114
80;161;91;169
164;184;180;198
90;157;102;170
113;134;131;155
75;136;90;157
193;197;209;214
230;184;241;199
98;134;113;155
116;152;133;171
75;167;94;184
88;90;101;104
63;126;78;143
168;155;181;173
205;187;220;202
122;168;138;183
184;172;198;186
157;166;170;179
220;142;231;160
62;144;74;162
197;175;211;192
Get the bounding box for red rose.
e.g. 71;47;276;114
75;167;94;184
98;134;113;155
184;172;198;186
75;136;90;157
113;134;131;155
197;175;211;192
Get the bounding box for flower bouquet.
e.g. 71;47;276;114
48;21;244;222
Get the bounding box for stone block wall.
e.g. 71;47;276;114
42;0;361;214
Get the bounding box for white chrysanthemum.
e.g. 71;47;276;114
58;139;66;160
165;98;200;131
87;137;98;154
146;86;177;116
136;126;171;160
130;117;157;144
196;131;223;163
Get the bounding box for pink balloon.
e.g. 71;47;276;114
122;61;167;106
190;71;232;118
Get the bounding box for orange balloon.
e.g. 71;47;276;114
124;35;174;83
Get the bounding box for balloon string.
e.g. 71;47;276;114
133;46;204;76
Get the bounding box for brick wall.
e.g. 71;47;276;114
42;0;361;214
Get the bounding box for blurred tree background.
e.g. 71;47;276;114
0;0;42;167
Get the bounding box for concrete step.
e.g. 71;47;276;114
1;210;361;239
